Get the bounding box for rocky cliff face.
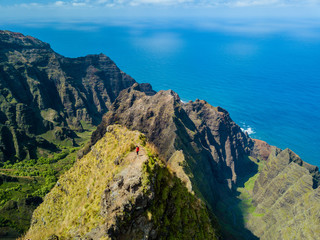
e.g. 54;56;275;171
89;83;258;239
0;30;136;161
89;84;320;240
25;126;219;240
92;84;254;189
3;31;320;240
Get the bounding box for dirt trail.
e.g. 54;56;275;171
126;146;149;169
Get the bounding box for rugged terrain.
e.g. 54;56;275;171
1;31;320;240
244;148;320;239
0;30;137;162
25;126;219;240
89;83;257;238
89;83;320;239
0;30;138;236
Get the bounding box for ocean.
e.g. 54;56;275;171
1;21;320;166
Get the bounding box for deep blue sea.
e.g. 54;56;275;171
1;21;320;166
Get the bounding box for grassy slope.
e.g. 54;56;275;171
25;126;220;240
0;125;95;237
236;157;265;223
244;151;320;240
143;147;220;240
234;151;320;240
25;126;139;239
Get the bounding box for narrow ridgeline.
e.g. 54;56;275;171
25;126;219;240
87;83;320;239
1;31;320;240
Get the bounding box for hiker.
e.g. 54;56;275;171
136;146;139;155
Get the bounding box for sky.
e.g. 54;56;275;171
1;0;320;24
0;0;319;37
0;0;319;7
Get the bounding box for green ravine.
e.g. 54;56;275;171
244;149;320;240
0;126;95;236
236;157;265;223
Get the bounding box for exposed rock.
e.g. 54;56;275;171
167;150;193;192
92;87;255;187
88;85;320;239
250;139;277;162
0;30;137;162
3;31;320;240
25;126;219;240
90;85;258;239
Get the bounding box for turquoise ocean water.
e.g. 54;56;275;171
1;22;320;166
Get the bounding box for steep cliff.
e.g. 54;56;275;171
240;147;320;240
0;30;136;162
25;125;220;240
92;84;254;188
89;83;257;239
0;30;139;237
89;84;320;239
2;31;320;240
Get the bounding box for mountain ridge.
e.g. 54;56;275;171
25;125;220;240
0;30;138;161
87;78;320;239
0;30;140;236
0;31;319;240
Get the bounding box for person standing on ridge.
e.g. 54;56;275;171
136;146;139;156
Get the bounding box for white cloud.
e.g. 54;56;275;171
72;2;87;6
54;1;66;6
230;0;280;7
4;0;320;8
1;0;320;27
130;0;193;5
54;0;320;7
16;2;41;8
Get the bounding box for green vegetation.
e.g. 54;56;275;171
25;126;142;240
236;156;265;222
0;126;95;237
139;134;147;146
141;146;220;240
24;126;220;240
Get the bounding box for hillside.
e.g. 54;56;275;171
0;30;139;237
89;83;320;239
25;125;220;240
243;148;320;239
1;31;320;240
0;30;137;162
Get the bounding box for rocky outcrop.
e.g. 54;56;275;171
92;84;254;188
90;84;258;239
0;30;137;161
4;31;320;240
88;84;320;239
25;126;219;240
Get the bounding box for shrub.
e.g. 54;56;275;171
139;134;147;146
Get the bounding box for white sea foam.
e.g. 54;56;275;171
241;126;255;135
